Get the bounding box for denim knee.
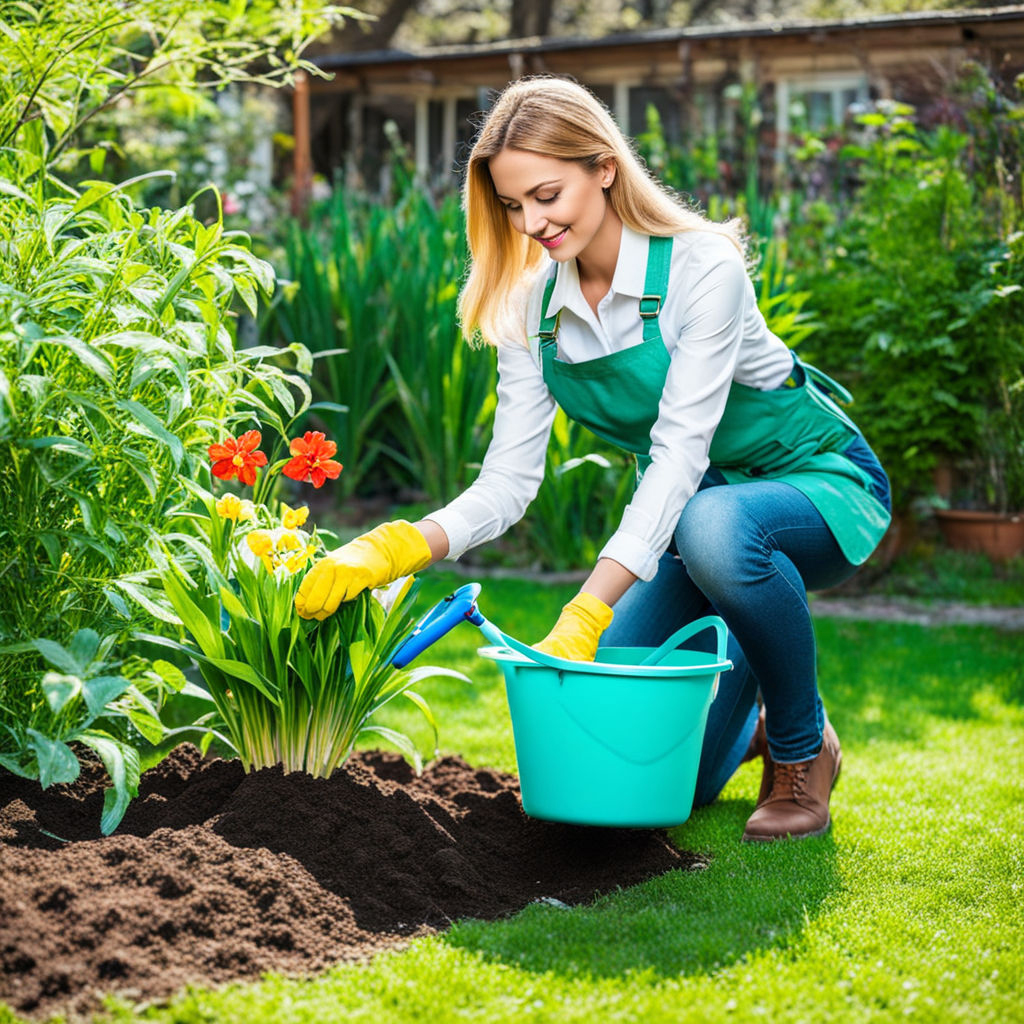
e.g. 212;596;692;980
673;488;755;592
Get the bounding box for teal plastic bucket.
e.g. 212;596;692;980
479;616;731;828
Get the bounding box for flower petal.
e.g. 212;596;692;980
281;456;308;481
237;430;263;453
208;441;236;461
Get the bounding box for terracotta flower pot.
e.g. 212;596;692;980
934;509;1024;561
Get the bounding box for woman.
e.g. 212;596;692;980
295;77;892;842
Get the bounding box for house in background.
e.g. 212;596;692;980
295;5;1024;194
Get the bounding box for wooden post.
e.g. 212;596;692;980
292;70;313;220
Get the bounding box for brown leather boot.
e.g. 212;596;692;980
741;720;842;842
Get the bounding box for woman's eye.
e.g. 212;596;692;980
537;194;559;204
503;203;521;212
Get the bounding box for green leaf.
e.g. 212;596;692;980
217;584;252;625
22;436;94;460
127;709;165;745
32;638;83;675
115;399;185;469
159;564;225;656
235;277;258;317
0;752;34;780
0;178;35;204
114;579;180;624
69;628;101;669
39;532;62;567
308;401;349;416
203;655;279;703
103;587;131;618
288;343;314;376
79;732;140;835
82;675;132;718
358;725;422;774
42;335;115;384
26;730;80;789
41;673;82;716
152;659;188;692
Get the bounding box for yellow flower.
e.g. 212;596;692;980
246;530;274;557
216;495;255;522
216;495;242;520
275;531;302;553
281;503;309;530
284;542;318;574
284;552;309;573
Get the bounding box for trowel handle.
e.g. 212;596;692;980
391;582;489;668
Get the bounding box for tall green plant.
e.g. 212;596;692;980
0;0;351;830
265;197;397;497
262;175;494;504
754;238;819;350
384;180;497;506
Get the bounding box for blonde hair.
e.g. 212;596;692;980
458;76;745;348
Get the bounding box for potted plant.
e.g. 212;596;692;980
934;372;1024;560
933;225;1024;560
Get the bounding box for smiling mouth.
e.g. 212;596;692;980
535;228;568;248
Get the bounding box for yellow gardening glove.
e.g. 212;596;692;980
534;592;614;662
295;520;432;620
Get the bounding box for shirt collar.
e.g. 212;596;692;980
542;223;650;321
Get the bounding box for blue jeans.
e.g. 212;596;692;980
600;440;890;808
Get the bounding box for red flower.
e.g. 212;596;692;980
208;430;268;487
282;431;343;488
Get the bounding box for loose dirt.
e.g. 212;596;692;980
0;745;703;1020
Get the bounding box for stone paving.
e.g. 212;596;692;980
809;596;1024;630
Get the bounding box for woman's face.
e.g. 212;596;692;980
488;148;617;264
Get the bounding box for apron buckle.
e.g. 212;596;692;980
638;294;662;318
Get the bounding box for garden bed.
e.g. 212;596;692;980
0;745;703;1020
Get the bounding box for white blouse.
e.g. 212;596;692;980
424;223;795;582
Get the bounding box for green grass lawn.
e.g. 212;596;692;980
5;571;1022;1024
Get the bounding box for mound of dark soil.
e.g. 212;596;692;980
0;745;704;1019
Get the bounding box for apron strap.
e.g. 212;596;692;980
538;274;560;341
639;235;673;346
534;234;674;359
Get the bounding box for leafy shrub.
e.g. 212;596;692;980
0;0;346;831
788;99;1023;511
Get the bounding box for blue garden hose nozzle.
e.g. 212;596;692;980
390;582;504;668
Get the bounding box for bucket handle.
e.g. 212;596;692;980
637;615;728;667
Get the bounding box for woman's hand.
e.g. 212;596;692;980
295;520;433;620
534;592;614;661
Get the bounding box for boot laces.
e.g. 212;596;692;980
771;760;810;800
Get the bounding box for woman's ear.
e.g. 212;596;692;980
600;159;617;190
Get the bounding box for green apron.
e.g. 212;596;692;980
536;235;891;566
